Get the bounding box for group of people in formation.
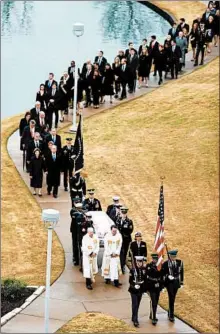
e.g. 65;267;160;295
69;192;184;328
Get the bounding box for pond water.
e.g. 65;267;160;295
1;1;170;119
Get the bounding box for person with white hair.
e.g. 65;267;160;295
30;101;45;121
82;227;99;290
106;196;121;222
27;131;44;163
59;71;73;122
36;111;47;130
102;225;123;287
44;144;62;198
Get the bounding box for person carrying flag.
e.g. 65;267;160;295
161;249;184;322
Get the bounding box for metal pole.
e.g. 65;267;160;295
71;36;79;132
44;226;53;334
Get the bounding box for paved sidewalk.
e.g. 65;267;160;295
3;47;218;333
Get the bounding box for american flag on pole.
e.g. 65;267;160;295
74;114;84;174
154;184;165;270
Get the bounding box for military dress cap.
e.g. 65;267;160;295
168;249;178;256
135;231;142;237
151;253;159;259
88;189;95;193
121;206;128;212
135;256;144;261
66;138;73;141
86;212;92;217
72;197;81;203
113;196;120;201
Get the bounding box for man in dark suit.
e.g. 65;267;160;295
94;51;107;74
202;8;212;23
170;40;182;79
168;22;178;40
30;101;45;121
138;38;148;55
36;111;48;132
127;49;139;93
21;120;39;172
125;42;138;58
194;23;206;66
45;144;62;198
149;35;159;76
46;128;62;152
27;132;44;162
83;189;102;211
82;63;94;107
126;232;147;269
68;60;76;78
45;73;58;94
177;18;190;34
47;82;60;129
119;58;130;100
61;137;75;191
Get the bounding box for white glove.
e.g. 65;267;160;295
161;289;165;293
180;285;183;289
135;285;140;289
168;275;174;281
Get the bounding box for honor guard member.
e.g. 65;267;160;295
116;207;134;274
106;196;121;222
69;172;86;206
162;249;184;322
61;138;75;191
126;232;147;269
70;197;86;266
128;256;147;328
83;189;102;211
146;253;164;325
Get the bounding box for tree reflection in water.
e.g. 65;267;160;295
1;0;33;36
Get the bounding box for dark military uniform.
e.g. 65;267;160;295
83;197;102;211
69;174;86;206
70;207;86;265
126;240;147;269
146;260;163;324
162;258;184;321
128;259;147;327
61;144;75;190
194;26;206;66
106;204;121;222
116;215;134;271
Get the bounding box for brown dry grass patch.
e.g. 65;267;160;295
57;312;136;333
59;58;219;333
1;114;65;285
154;1;206;25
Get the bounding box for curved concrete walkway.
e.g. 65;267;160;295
3;47;218;333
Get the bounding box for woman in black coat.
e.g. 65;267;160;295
19;111;31;150
214;9;220;46
101;64;114;104
29;148;46;196
138;47;151;88
154;45;167;85
112;57;121;98
36;84;48;110
205;15;216;52
91;69;102;109
189;22;199;60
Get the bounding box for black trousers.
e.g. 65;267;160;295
85;86;92;104
130;293;142;322
70;191;83;207
63;167;73;188
120;82;127;99
158;69;163;80
86;278;92;286
195;45;205;64
166;283;179;318
72;233;79;264
128;74;136;92
120;239;130;269
47;184;58;195
170;61;179;78
115;80;121;94
149;290;160;320
92;91;100;105
149;58;157;75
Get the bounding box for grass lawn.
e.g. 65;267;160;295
58;58;219;333
1;115;65;285
57;312;136;333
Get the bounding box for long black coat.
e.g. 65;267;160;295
138;54;151;77
27;139;44;161
101;69;114;95
29;156;45;188
45;153;62;186
154;50;167;71
36;91;48;110
21;125;40;150
19;118;30;150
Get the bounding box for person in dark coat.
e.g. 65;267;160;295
161;249;184;323
58;72;74;121
29;148;46;196
40;125;50;144
128;256;147;328
45;144;62;198
45;73;58;94
83;189;102;211
94;51;107;75
21;120;40;172
154;45;167;85
168;22;178;40
125;42;138;58
164;34;172;48
116;207;133;274
194;23;207;66
117;50;125;61
138;38;149;55
61;138;75;191
119;58;130;100
127;49;138;93
164;43;172;78
146;253;164;326
170;40;182;79
35;111;49;132
36;84;48;110
214;9;220;46
138;47;151;88
19;111;31;150
176;18;190;34
149;35;159;76
189;22;199;61
106;196;121;222
82;63;94;108
101;64;114;104
47;82;60;129
91;69;102;109
30;101;45;121
126;232;147;269
44;140;53;159
46;128;62;152
27;132;44;163
112;57;121;98
69;172;87;206
205;14;216;52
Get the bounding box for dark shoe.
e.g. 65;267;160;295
38;193;42;197
53;194;57;198
79;267;83;273
199;62;204;65
194;63;198;67
153;73;156;76
149;314;152;320
73;261;79;266
114;281;122;287
110;100;113;104
176;76;178;79
84;104;88;108
114;94;118;98
105;279;110;284
64;187;68;191
169;316;175;322
86;285;93;290
133;322;139;328
158;80;162;85
47;192;51;195
119;97;124;100
33;192;36;195
152;319;157;326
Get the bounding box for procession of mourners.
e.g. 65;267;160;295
17;2;218;329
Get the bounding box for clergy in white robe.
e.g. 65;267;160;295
82;227;99;290
102;225;122;287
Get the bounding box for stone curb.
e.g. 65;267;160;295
1;286;45;327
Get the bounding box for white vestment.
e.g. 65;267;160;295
102;231;122;281
82;234;99;280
